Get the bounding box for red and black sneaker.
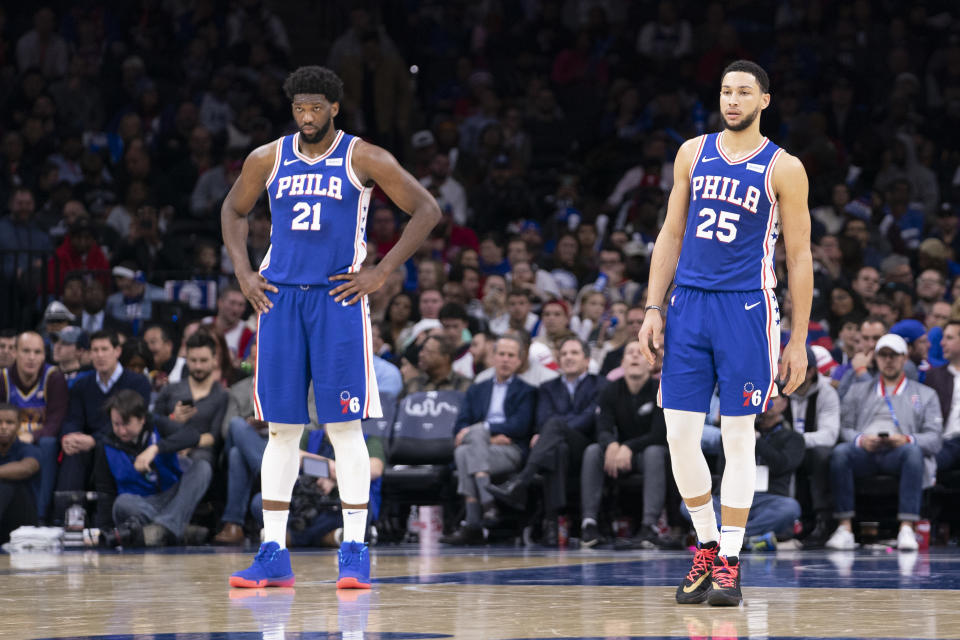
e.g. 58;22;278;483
707;554;742;606
675;540;719;604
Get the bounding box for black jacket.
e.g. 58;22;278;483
596;377;666;453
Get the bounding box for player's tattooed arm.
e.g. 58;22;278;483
774;152;813;395
330;141;441;305
221;141;280;314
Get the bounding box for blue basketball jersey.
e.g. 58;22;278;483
260;130;372;286
675;132;784;291
2;364;54;436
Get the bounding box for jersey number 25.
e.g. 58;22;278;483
695;207;740;243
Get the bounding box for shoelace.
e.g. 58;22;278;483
255;544;280;564
713;558;739;588
685;546;717;583
339;544;367;566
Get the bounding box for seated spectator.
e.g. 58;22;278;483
683;395;805;543
477;275;508;330
489;288;539;337
60;274;86;320
0;330;16;369
827;334;943;552
925;301;951;331
570;290;606;345
79;278;118;335
93;390;209;547
52;326;92;386
120;337;154;377
533;299;573;362
143;323;185;390
440;336;535;545
46;217;109;295
152;332;228;472
401;335;471;398
0;187;51;282
203;285;255;364
890;319;931;382
0;403;40;543
850;266;882;305
488;337;604;546
582;341;668;548
384;292;417;352
250;427;385;547
372;351;403;397
599;305;646;375
474;330;559;387
58;330;152;492
105;265;165;335
468;331;494;378
836;316;916;398
576;246;642;307
923;321;960;478
478;233;510;276
438;302;474;379
915;269;947;319
783;346;841;548
0;331;68;521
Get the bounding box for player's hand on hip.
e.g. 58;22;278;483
329;266;387;305
778;340;807;395
637;311;663;366
239;271;278;314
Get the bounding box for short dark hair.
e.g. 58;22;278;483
0;329;16;340
423;335;454;361
144;323;177;346
945;320;960;334
438;302;469;323
862;315;890;331
283;66;344;103
90;329;119;348
0;402;19;417
219;283;244;300
185;331;218;354
507;288;531;301
598;245;625;262
559;335;589;356
721;59;770;94
103;389;147;422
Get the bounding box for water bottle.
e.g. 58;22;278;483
592;273;609;292
66;502;85;532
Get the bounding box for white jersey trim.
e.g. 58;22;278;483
265;139;283;188
345;137;365;190
716;131;769;165
291;130;344;165
688;135;706;181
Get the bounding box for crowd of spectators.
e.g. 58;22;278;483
3;1;960;549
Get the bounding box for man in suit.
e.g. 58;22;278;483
923;320;960;475
57;330;152;492
488;336;605;545
440;335;535;545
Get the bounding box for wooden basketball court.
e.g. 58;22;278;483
3;544;958;639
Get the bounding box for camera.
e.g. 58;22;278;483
99;518;144;548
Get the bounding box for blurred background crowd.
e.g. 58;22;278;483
2;0;960;551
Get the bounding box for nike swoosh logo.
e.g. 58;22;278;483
283;158;300;166
346;510;364;515
701;157;719;162
683;572;709;593
744;301;761;310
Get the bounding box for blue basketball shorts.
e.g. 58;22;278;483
254;284;382;424
658;286;780;416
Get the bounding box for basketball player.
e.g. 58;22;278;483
638;60;812;606
221;66;440;589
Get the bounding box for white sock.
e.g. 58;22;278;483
582;517;597;528
688;501;720;544
342;507;368;543
719;525;745;558
263;509;289;549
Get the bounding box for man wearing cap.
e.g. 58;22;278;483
837;316;919;399
52;326;91;387
0;331;68;521
41;301;76;339
783;345;840;548
105;265;165;334
891;319;931;382
827;333;943;551
46;217;109;295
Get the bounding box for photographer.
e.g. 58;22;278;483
93;390;208;547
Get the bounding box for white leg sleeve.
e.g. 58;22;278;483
719;414;757;509
260;422;305;503
327;419;370;505
663;408;712;499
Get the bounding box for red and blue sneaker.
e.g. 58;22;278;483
229;542;296;588
336;541;371;589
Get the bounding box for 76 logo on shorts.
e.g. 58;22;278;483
742;382;762;407
340;391;361;414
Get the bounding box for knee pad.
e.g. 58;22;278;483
326;420;370;505
663;409;712;498
719;414;756;509
261;422;304;502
